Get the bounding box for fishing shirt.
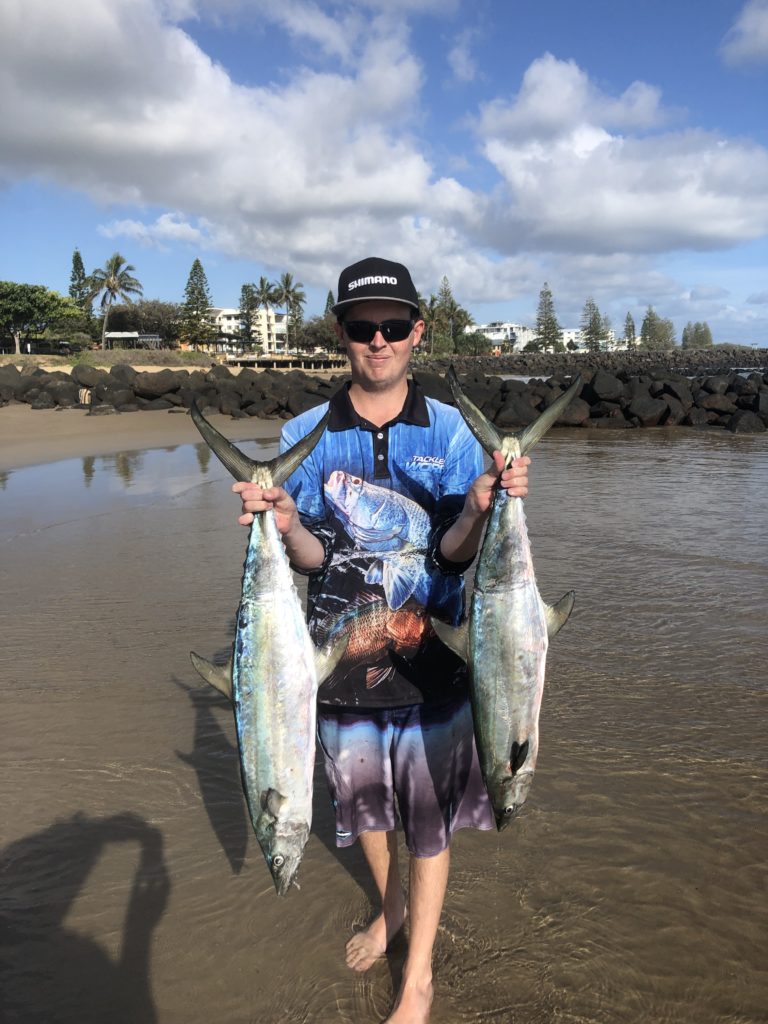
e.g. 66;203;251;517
280;379;483;709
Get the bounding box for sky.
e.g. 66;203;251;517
0;0;766;344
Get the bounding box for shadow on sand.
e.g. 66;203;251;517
0;812;170;1024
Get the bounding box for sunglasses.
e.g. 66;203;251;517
342;319;415;344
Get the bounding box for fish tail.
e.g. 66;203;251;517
190;400;329;484
446;366;581;462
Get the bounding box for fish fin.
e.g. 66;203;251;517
382;559;419;610
544;591;575;638
511;739;530;774
314;634;349;685
190;401;261;482
517;376;582;456
446;366;504;457
366;663;395;688
191;399;329;484
429;617;469;662
269;409;330;486
447;367;582;462
189;651;233;700
262;788;287;818
364;560;385;586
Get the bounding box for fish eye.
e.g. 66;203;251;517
351;476;361;485
272;854;285;868
504;806;515;816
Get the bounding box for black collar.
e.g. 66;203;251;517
328;379;430;431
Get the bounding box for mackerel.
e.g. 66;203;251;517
432;370;581;829
189;403;346;893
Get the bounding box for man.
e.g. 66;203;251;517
234;257;530;1024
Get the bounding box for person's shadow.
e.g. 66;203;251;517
0;812;170;1024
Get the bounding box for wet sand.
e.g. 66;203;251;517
1;419;766;1023
0;404;281;472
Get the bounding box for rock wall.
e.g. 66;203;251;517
1;357;766;433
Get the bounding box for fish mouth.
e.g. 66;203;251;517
494;804;520;832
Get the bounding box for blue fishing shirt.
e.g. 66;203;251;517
280;379;483;708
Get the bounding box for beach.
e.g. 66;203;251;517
1;410;766;1023
0;403;283;472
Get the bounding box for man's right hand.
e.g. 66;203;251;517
232;481;300;534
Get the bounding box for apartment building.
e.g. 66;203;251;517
211;306;288;354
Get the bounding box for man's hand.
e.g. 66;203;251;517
232;481;300;533
466;451;531;516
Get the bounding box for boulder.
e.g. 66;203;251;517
137;397;175;410
286;388;326;416
0;364;21;390
663;380;694;409
726;410;766;434
589;401;623;418
661;394;686;425
411;371;452;404
627;395;668;426
109;364;139;385
684;407;713;427
555;396;591;426
587;416;633;429
71;363;108;388
494;393;538;428
699;393;738;414
88;403;119;416
702;375;730;395
133;369;184;398
43;380;81;407
30;392;56;410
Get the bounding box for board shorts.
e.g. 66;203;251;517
316;695;495;858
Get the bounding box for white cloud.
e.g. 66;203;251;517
0;1;765;340
473;54;768;254
99;213;210;248
721;0;768;66
448;29;479;83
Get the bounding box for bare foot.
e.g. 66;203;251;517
345;901;407;972
384;977;433;1023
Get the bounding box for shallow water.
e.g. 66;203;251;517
1;429;766;1024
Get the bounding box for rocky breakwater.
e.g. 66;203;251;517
412;366;768;434
1;361;766;433
0;362;345;419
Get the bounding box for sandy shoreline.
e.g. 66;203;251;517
0;404;282;472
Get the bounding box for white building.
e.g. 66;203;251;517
211;306;289;354
470;321;618;352
468;321;538;351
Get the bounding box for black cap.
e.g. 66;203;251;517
332;257;420;318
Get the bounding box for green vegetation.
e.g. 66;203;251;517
180;258;216;348
681;321;713;348
87;252;143;350
531;283;564;352
639;306;676;351
0;281;82;355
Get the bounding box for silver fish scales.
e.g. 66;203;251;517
188;402;346;894
433;369;581;829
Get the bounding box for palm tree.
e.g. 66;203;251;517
275;272;306;353
88;253;143;350
254;276;278;353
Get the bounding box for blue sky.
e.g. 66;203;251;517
0;0;766;343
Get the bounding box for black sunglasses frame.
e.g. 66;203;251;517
342;319;415;344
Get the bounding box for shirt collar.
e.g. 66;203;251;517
328;378;430;431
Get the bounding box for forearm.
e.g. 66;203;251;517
282;519;326;571
438;505;488;565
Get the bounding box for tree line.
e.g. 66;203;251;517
0;251;717;356
528;283;714;353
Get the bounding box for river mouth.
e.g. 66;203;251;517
1;429;766;1024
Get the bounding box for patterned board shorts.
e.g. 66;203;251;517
316;695;495;858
